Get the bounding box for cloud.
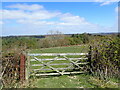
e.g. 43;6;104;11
60;13;85;23
17;19;56;25
1;4;61;20
16;12;94;27
0;21;3;24
115;6;120;13
1;10;61;20
6;4;44;11
94;0;105;2
95;0;119;6
2;4;92;26
101;0;118;6
1;10;28;19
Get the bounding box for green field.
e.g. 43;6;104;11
29;45;88;53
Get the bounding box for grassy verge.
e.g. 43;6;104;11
28;74;119;88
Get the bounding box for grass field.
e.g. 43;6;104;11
29;45;88;53
27;45;119;88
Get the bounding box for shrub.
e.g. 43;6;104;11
89;35;120;80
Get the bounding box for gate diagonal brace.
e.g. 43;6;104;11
31;56;58;74
34;57;63;75
39;57;59;71
61;56;77;72
63;55;82;69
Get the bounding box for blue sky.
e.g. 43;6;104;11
0;2;118;36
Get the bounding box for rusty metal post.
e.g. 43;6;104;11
20;53;26;81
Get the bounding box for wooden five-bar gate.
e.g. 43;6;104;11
25;52;89;77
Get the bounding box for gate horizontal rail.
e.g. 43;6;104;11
31;58;88;61
32;62;88;66
28;53;88;56
33;67;81;71
35;71;85;76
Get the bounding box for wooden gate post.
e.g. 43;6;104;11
20;53;26;81
88;46;92;74
25;52;30;81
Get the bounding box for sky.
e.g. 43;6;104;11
0;1;118;36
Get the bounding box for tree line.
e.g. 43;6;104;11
2;33;103;51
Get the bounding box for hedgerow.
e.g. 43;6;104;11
89;35;120;80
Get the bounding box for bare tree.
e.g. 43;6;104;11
45;30;69;47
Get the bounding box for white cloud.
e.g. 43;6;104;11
1;10;61;20
101;0;118;6
1;10;28;19
17;19;56;25
95;0;105;2
115;6;120;13
0;21;3;24
1;4;61;20
95;0;119;6
60;13;85;23
6;4;44;11
16;12;94;27
2;4;93;26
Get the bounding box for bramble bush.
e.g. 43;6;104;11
1;47;27;88
89;35;120;80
